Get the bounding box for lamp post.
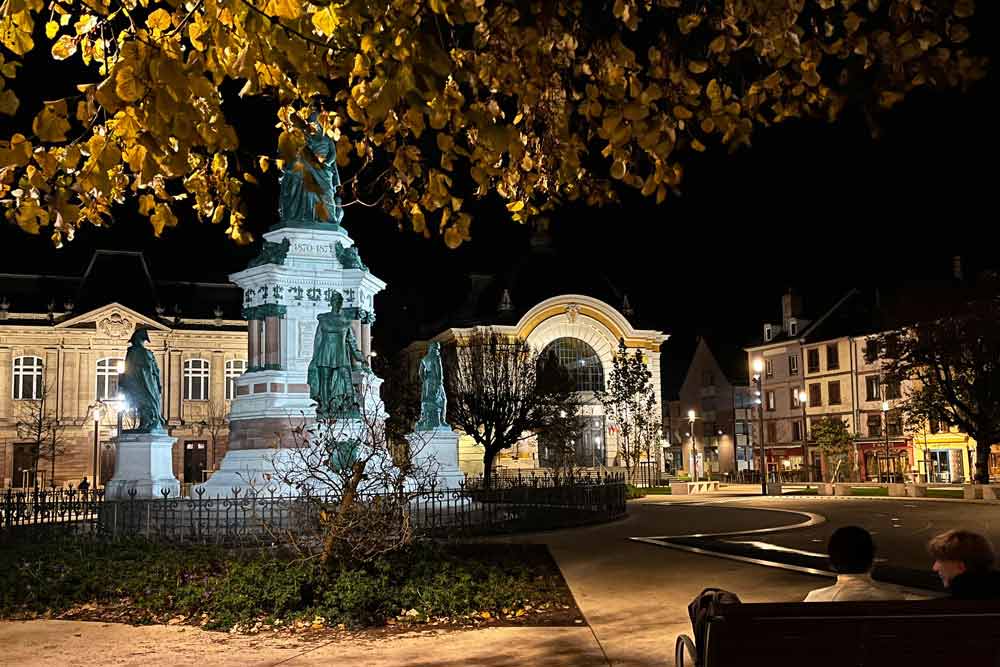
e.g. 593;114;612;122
752;358;766;495
87;401;106;488
798;389;809;480
688;409;697;481
659;435;669;476
881;399;891;483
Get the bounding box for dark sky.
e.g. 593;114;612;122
1;24;995;394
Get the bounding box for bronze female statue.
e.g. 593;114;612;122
415;342;448;430
307;291;366;417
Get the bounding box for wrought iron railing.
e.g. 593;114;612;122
1;476;627;545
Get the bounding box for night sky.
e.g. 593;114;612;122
1;32;994;396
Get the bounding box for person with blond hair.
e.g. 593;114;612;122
928;529;1000;599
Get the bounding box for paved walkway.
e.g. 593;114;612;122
0;497;828;666
511;501;820;666
0;622;608;667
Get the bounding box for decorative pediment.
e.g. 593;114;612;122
55;302;170;336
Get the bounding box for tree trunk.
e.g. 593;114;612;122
482;449;496;488
321;460;366;569
976;438;992;484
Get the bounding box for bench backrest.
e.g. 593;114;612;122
705;599;1000;667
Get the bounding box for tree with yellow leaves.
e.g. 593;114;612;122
0;0;988;247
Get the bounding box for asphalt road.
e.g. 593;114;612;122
715;497;1000;571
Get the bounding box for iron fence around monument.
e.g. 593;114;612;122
1;475;626;546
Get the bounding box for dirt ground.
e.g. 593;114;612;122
0;620;608;667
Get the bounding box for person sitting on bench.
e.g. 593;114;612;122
928;529;1000;599
804;526;900;601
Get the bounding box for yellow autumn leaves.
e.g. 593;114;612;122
0;0;988;248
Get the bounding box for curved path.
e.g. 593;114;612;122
489;499;836;666
501;494;1000;666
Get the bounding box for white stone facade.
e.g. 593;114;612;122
407;294;667;474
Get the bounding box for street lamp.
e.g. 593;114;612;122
752;358;767;495
88;401;106;489
688;409;697;481
881;399;891;483
659;435;669;476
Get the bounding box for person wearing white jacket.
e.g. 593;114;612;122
804;525;901;602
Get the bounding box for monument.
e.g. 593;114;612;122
199;110;386;496
105;328;181;498
408;342;464;489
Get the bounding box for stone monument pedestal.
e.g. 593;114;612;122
196;449;300;497
408;427;465;489
105;432;181;499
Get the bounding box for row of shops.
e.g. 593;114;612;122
763;433;999;483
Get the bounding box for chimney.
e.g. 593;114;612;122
952;256;963;282
781;289;802;332
529;218;553;250
497;289;513;314
621;294;634;319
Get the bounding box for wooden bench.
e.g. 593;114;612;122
675;599;1000;666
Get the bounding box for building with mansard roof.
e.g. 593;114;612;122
401;228;667;477
0;250;246;489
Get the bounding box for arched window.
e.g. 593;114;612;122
183;358;210;401
541;337;605;392
225;359;246;400
96;358;124;400
12;356;43;400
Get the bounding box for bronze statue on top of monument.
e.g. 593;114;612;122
278;109;344;230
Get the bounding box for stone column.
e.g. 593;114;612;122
247;319;260;368
167;350;182;425
361;322;372;359
45;348;59;417
350;319;362;346
0;348;11;419
62;349;80;421
265;316;281;368
77;350;91;421
211;350;225;403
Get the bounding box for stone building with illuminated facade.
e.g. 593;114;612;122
401;229;667;477
0;251;246;489
746;283;992;483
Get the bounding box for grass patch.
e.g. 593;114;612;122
926;488;964;499
0;539;575;632
625;485;673;499
850;486;889;496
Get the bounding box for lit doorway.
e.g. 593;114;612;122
184;441;208;484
